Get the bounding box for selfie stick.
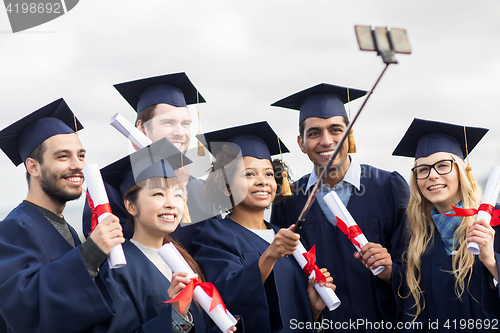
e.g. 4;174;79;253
293;26;411;233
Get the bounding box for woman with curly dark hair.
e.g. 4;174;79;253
190;121;336;333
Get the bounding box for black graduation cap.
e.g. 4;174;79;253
101;137;192;197
271;83;367;123
113;72;206;113
392;118;488;159
0;98;83;166
196;121;289;161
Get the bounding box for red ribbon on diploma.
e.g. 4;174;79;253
443;204;500;227
165;278;227;314
302;245;327;283
335;216;363;248
82;188;112;235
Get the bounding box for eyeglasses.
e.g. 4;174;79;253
411;159;455;180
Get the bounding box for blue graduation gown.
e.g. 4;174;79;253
271;165;410;331
0;202;115;333
83;177;219;239
92;240;220;333
399;230;500;332
192;218;315;333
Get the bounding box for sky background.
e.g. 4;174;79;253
1;0;499;237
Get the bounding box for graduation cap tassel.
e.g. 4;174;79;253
281;170;292;196
277;135;292;196
73;113;78;136
292;63;391;233
197;134;205;156
463;126;477;191
196;90;205;156
346;88;356;154
179;149;192;223
182;195;192;223
348;129;357;154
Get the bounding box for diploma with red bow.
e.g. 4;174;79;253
293;243;341;310
83;164;127;269
323;191;384;275
444;165;500;255
110;113;153;149
159;243;238;333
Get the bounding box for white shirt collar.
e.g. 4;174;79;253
305;155;361;192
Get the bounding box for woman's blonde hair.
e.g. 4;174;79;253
402;153;482;320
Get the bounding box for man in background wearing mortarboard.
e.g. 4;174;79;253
270;84;410;332
82;73;220;242
0;99;124;333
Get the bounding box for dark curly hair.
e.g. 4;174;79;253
202;144;292;214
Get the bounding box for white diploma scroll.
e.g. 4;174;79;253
468;165;500;255
293;242;341;311
83;164;127;269
158;243;237;333
110;113;153;149
323;191;385;275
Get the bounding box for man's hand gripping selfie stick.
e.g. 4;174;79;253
293;26;411;233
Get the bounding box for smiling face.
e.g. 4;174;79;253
229;156;277;213
298;116;350;173
36;133;86;204
126;177;184;248
142;103;192;154
415;152;461;213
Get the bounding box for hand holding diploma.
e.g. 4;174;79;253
353;243;393;284
467;218;499;281
445;165;500;255
159;243;238;333
83;164;127;269
168;272;196;318
307;267;336;320
293;243;341;311
323;191;385;275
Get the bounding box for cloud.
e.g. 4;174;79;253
1;0;499;234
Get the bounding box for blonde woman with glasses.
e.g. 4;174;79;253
392;118;500;332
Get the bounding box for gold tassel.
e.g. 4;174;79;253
197;131;205;156
73;113;78;136
463;126;476;191
348;129;357;154
282;170;292;196
346;87;356;154
277;135;292;196
182;196;191;223
196;90;205;156
466;165;477;192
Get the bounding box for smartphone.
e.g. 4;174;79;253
355;25;411;54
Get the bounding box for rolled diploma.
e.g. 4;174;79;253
293;242;341;311
468;165;500;255
83;164;127;269
158;243;237;333
323;191;385;275
110;113;153;149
